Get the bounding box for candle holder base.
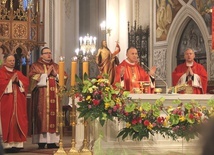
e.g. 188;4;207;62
53;148;67;155
79;150;92;155
67;148;80;155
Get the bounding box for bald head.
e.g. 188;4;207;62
126;47;138;63
4;54;15;69
184;48;195;63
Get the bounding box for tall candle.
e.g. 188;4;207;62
59;56;64;86
71;56;77;86
82;56;89;78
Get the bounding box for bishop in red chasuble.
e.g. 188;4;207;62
114;47;155;93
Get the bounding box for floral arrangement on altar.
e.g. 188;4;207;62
75;74;129;126
116;97;176;140
164;99;209;141
74;75;214;141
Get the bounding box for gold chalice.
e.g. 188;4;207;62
154;88;162;94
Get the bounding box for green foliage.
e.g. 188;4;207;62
74;75;214;141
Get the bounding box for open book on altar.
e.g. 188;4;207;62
168;83;193;94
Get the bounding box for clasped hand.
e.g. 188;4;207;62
186;66;193;76
12;73;18;82
47;65;57;76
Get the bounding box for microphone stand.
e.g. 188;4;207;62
141;62;168;94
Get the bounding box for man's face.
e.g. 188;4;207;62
41;48;52;61
4;55;15;69
102;41;107;48
126;48;139;63
184;49;195;63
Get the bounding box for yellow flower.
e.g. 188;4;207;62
165;115;170;121
86;95;91;101
167;106;173;113
147;123;153;130
115;98;121;103
126;123;131;128
88;88;93;93
202;106;206;110
163;120;168;127
141;113;146;118
105;103;110;109
139;106;143;112
179;116;185;122
105;87;110;91
210;112;214;117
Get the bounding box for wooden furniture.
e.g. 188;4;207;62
128;21;149;69
0;0;45;76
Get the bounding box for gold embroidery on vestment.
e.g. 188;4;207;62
50;87;55;91
50;99;55;103
50;124;55;128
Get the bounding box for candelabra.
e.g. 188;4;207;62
67;87;79;155
75;34;97;79
75;35;95;155
54;57;67;155
79;34;96;55
75;34;97;62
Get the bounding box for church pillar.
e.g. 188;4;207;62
106;0;132;62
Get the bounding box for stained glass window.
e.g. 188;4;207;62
23;0;28;10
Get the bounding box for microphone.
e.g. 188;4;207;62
141;62;168;94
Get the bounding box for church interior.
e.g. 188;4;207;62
0;0;214;154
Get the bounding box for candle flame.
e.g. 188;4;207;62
82;56;88;62
59;56;64;62
72;56;78;62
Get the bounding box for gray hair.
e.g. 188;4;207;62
3;54;14;60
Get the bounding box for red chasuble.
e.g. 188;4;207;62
114;60;151;93
172;61;207;94
0;66;29;143
29;58;67;135
212;6;214;50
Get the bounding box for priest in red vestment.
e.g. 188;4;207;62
0;54;29;152
29;47;67;149
172;48;207;94
114;47;156;93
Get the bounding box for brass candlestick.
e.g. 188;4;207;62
79;119;92;155
67;87;79;155
54;86;67;155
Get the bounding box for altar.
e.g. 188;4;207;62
129;94;214;105
74;94;214;155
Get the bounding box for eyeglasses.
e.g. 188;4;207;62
42;52;52;55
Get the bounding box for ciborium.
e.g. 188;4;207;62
139;81;151;94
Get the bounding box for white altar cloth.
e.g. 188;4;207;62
129;94;214;105
75;94;213;154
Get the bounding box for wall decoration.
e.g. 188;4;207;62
156;0;182;41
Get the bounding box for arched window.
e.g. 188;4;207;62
177;19;207;70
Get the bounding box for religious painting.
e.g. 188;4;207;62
156;0;182;41
191;0;213;34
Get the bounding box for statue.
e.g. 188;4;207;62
96;40;120;84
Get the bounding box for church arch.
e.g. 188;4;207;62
166;5;210;85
